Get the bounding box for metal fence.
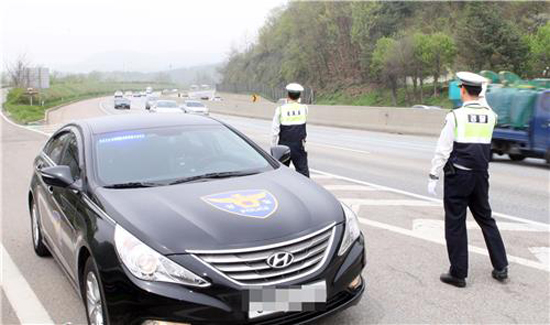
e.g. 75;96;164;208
216;83;315;104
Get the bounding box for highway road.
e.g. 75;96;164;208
1;94;549;324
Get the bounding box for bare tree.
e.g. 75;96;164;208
5;54;30;88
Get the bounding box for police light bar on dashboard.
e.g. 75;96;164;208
98;134;146;144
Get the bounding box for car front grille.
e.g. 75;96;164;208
189;223;336;286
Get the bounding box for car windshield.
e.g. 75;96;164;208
95;125;273;185
186;102;205;108
157;101;178;108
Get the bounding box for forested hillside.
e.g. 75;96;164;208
220;1;549;106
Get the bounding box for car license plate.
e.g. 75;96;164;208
248;280;327;319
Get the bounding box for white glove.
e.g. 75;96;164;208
428;179;438;196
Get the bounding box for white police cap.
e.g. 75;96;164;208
286;83;304;92
456;71;487;87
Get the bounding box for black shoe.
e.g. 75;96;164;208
492;268;508;282
440;272;466;288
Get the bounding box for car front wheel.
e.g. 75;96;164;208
31;199;50;257
82;257;107;325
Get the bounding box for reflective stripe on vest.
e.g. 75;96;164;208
280;102;307;125
453;104;496;144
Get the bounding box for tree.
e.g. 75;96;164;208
5;54;30;88
411;32;431;102
426;32;456;96
527;22;550;77
457;2;529;73
371;37;400;106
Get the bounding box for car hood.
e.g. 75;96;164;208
94;168;343;254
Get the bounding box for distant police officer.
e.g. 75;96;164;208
428;72;508;288
271;83;310;177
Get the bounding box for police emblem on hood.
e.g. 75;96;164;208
202;190;278;219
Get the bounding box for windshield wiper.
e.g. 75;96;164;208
169;171;259;185
104;181;164;189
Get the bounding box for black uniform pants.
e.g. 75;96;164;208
279;141;309;177
444;169;508;278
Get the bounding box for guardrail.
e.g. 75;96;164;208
208;93;447;136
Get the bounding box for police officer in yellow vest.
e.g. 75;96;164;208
428;72;508;288
271;83;309;177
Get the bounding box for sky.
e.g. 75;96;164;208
1;0;286;72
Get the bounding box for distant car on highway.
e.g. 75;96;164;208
124;91;133;98
133;92;141;98
140;91;146;97
114;97;131;109
211;95;222;102
150;100;183;113
181;100;209;115
145;96;159;110
114;91;123;98
28;113;365;325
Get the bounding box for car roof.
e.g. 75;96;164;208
79;114;221;135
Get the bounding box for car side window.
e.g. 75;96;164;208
43;133;70;164
59;133;81;181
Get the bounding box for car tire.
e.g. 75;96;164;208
82;257;108;325
508;154;525;161
30;199;51;257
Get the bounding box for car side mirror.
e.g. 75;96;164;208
40;165;75;189
270;145;291;164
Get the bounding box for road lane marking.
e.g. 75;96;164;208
27;124;62;135
323;185;379;191
310;174;333;179
344;200;549;272
312;168;550;228
361;217;550;272
222;128;372;156
413;219;550;233
308;142;370;155
1;245;54;324
356;217;549;272
99;100;115;115
341;198;440;207
528;247;550;267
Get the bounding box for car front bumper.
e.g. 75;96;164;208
100;235;366;325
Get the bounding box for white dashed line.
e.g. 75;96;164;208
322;185;380;191
1;245;54;324
341;198;441;207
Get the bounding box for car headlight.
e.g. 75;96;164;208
114;225;209;287
338;202;361;256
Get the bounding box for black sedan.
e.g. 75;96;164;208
29;114;366;325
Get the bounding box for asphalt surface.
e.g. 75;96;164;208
1;94;549;324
